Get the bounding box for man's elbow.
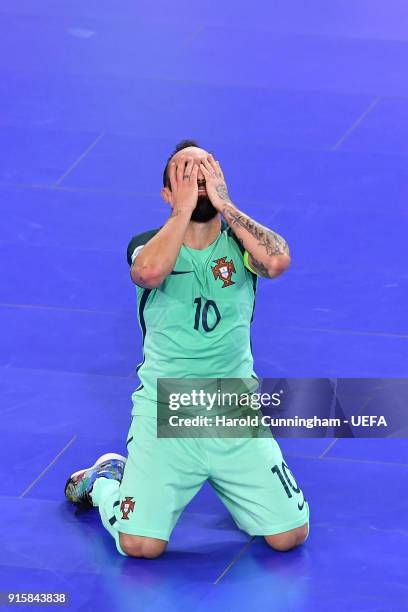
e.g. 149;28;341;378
267;254;291;278
130;264;165;288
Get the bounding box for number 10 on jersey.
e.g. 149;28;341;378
193;298;221;332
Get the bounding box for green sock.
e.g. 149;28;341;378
91;478;127;556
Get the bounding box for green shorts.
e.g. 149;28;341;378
113;416;310;541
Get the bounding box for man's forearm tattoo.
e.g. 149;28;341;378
223;205;289;256
248;254;271;277
215;184;232;202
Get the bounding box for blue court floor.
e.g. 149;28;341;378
0;1;407;610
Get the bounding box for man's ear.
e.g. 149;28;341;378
161;186;172;205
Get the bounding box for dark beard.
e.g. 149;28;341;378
190;195;218;223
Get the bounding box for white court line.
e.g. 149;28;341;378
0;301;125;316
319;390;371;459
0;180;152;198
214;537;256;585
319;438;338;459
153;25;205;77
288;452;408;468
332;96;381;150
0;180;282;211
19;434;77;498
1;362;134;381
53;131;105;186
276;324;408;340
311;521;408;536
318;379;339;458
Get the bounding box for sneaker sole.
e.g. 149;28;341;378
64;452;126;497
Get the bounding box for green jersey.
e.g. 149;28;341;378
126;220;258;415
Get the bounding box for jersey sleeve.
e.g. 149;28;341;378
126;227;161;266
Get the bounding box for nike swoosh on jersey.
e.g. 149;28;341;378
170;270;193;275
298;498;306;511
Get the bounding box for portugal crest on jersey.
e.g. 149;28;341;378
212;257;236;288
120;496;135;519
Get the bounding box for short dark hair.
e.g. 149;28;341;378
162;139;201;189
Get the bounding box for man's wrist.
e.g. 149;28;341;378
170;206;193;219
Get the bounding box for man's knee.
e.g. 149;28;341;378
119;533;167;559
264;523;309;552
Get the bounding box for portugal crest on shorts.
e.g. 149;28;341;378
212;257;236;288
120;496;135;520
